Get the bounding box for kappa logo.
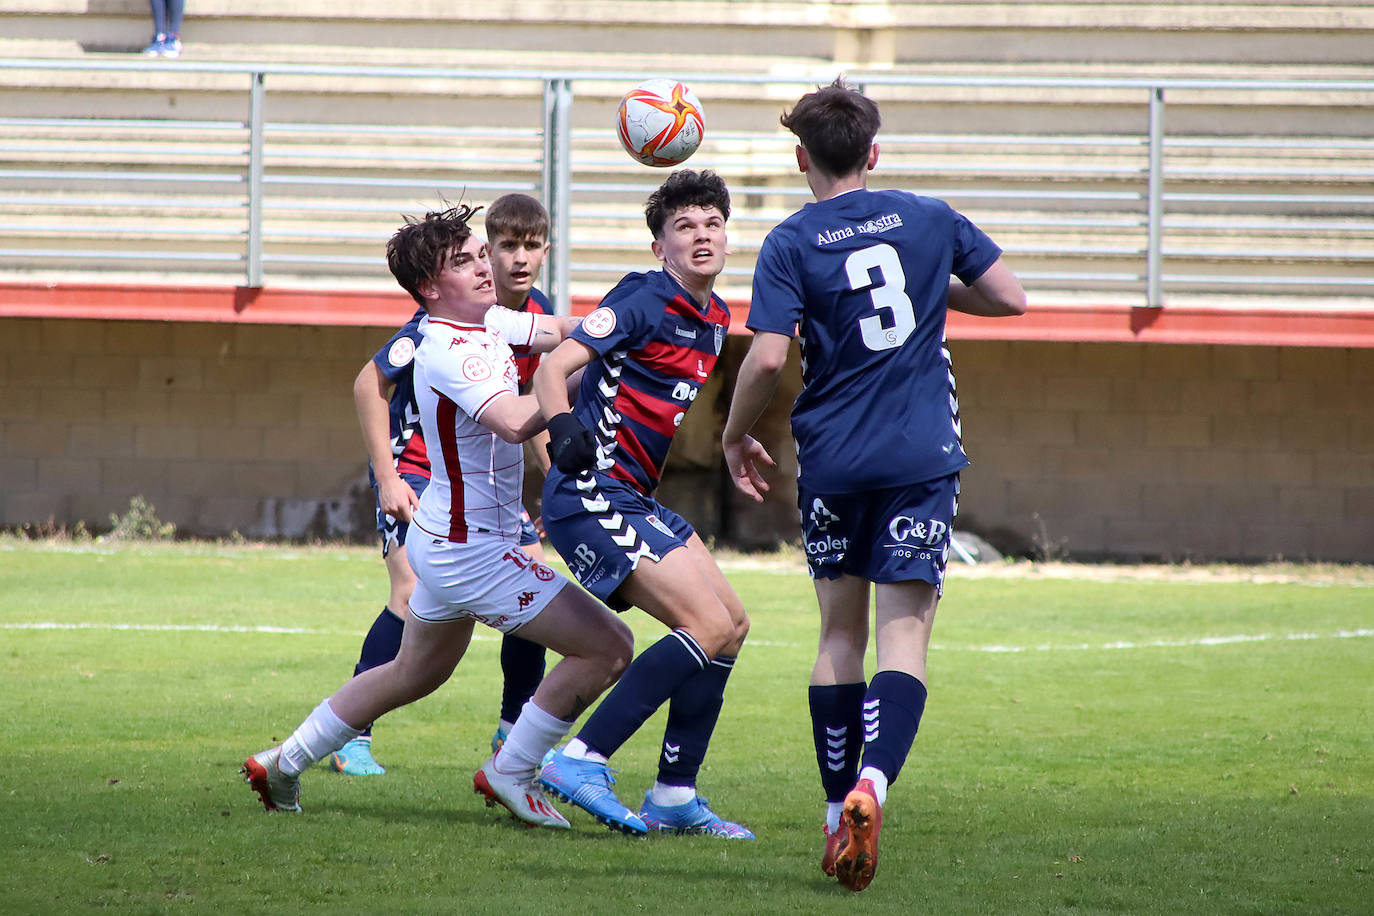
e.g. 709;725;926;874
517;590;537;609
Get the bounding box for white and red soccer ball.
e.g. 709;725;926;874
616;79;705;167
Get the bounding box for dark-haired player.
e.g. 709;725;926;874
331;194;558;776
722;79;1026;890
244;204;633;831
533;170;755;839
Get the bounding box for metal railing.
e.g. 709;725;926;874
1;59;1372;312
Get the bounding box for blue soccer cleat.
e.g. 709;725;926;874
637;792;755;839
539;749;646;836
329;737;386;776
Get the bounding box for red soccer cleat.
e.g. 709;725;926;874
835;778;882;892
821;820;849;876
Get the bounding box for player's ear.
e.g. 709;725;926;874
651;237;666;262
868;142;879;171
416;278;439;303
795;144;809;173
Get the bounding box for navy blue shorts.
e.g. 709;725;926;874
542;467;694;611
798;473;960;593
518;508;540;548
374;472;430;557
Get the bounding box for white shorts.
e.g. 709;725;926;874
407;529;569;632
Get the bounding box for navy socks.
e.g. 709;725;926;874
809;681;868;802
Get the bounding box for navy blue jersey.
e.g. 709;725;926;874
369;307;430;483
748;189;1002;493
512;287;553;389
570;270;729;495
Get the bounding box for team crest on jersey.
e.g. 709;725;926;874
461;355;492;381
713;324;725;355
388;337;415;367
582;307;617;339
645;514;675;538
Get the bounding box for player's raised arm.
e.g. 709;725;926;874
476;392;548;444
947;258;1027;317
532;338;600;474
721;331;787;502
353;360;417;521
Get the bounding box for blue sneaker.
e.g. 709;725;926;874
638;792;756;839
329;737;386;775
491;724;508;754
539;749;646;835
141;34;165;56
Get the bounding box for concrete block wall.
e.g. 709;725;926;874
2;314;1370;562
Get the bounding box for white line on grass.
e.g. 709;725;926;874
5;622;1372;652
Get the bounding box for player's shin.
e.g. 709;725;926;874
279;699;362;775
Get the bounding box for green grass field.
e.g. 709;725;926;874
2;539;1371;914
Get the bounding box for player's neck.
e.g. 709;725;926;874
664;263;716;309
495;289;528;311
810;171;867;202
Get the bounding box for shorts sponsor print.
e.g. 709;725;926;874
406;530;568;632
541;467;693;611
375;472;431;557
798;473;960;592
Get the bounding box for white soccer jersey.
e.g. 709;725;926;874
411;306;537;543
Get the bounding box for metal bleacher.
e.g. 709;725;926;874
0;1;1372;315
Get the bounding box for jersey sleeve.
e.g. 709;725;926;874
746;227;804;338
483;305;538;349
423;341;512;423
570;274;658;357
950;209;1003;286
371;314;425;384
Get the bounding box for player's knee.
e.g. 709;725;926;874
599;618;635;677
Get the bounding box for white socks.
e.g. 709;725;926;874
649;782;696;807
859;766;889;805
826;801;844;833
495;701;572;777
279;699;360;776
561;737;609;764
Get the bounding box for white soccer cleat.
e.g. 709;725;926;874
241;747;301;813
473;752;570;829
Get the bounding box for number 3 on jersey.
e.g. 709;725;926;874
847;243;915;351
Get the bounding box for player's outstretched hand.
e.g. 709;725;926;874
378;474;418;523
723;434;775;503
545;412;599;475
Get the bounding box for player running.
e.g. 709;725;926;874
243;204;632;829
721;79;1026;890
532;170;754;839
332;194;558;776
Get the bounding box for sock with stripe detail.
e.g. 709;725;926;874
656;654;736;787
809;681;867;803
575;629;709;760
858;670;928;786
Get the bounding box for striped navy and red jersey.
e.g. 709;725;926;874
568;270;730;495
510;287;553;390
368;307;430;483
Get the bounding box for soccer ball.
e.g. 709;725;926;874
616;79;705;167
